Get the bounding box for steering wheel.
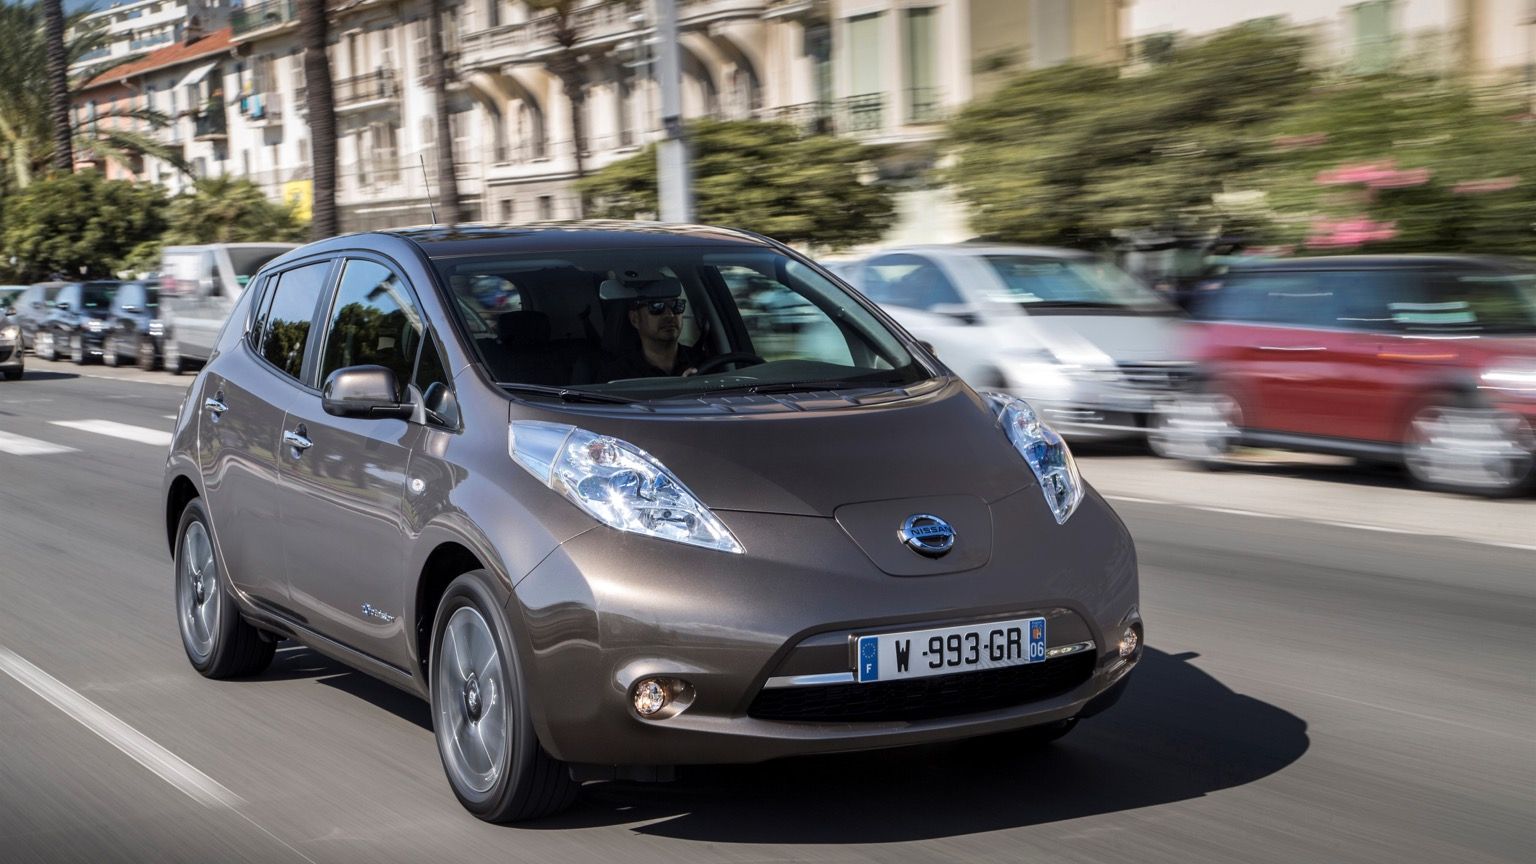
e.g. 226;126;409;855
691;351;766;375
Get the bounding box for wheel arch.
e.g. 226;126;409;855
165;473;201;557
414;542;488;680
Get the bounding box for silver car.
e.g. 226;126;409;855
163;225;1142;821
849;245;1193;440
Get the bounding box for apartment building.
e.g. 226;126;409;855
71;26;237;196
71;0;232;76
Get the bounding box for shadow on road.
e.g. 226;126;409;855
253;644;432;732
5;371;80;383
537;647;1307;841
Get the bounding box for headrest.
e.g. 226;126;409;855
599;277;683;302
498;310;551;347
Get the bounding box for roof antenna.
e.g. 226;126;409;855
418;154;439;225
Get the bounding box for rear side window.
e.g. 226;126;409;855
318;258;425;400
258;261;330;381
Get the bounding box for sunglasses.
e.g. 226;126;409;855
637;298;687;315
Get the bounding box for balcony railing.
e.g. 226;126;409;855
240;91;281;124
906;87;944;124
129;31;174;51
756;101;833;135
838;93;885;134
334;69;397;107
231;0;299;37
193;109;227;139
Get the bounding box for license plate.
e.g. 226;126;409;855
855;617;1047;683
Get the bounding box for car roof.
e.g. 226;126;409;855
376;221;777;259
1228;254;1528;272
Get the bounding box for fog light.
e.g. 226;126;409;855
632;678;670;716
1118;626;1140;658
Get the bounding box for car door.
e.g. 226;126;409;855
197;259;333;611
277;255;425;670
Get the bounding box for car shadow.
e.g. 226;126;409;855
533;647;1308;841
253;643;432;732
4;371;80;382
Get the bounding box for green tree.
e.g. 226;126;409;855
1;171;166;281
580;119;896;250
122;177;308;271
949;21;1313;246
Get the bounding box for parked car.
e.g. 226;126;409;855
11;282;66;352
33;281;120;364
163;224;1142;822
1156;255;1536;495
0;291;23;380
101;280;164;369
159;243;297;373
848;245;1193;441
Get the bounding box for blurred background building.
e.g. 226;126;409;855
69;0;231;75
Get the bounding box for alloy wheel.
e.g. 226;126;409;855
178;521;220;662
1405;406;1535;493
435;606;510;796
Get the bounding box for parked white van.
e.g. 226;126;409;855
159;243;297;373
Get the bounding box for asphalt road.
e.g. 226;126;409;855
1;358;1531;864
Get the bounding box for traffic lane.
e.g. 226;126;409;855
0;363;189;428
0;665;313;864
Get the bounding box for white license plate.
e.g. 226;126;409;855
855;617;1047;683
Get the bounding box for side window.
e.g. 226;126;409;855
862;254;964;310
258;261;329;381
1263;277;1335;327
318;258;424;400
1333;271;1421;331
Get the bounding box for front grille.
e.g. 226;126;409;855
748;652;1096;723
1117;362;1195;391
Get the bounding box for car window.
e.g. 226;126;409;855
1200;272;1335;327
258;261;330;381
1331;270;1426;331
1391;271;1536;335
861;254;964;310
981;256;1169;312
81;282;117;310
433;246;926;401
718;264;853;365
318;258;425;400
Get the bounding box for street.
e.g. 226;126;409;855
1;358;1532;864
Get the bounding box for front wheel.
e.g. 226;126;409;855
137;336;159;371
431;573;578;822
103;334;119;367
36;330;55;361
163;337;183;375
1147;390;1243;468
174;498;275;677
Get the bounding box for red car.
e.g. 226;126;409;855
1154;255;1536;494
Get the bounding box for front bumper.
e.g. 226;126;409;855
1008;364;1194;440
509;486;1140;766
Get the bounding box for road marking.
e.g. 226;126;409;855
50;419;173;447
163;414;178;420
0;429;78;455
0;646;241;809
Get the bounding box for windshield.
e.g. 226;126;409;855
982;255;1171;311
82;282;119;310
433;246;929;401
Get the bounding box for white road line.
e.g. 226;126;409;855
0;429;78;456
163;414;178;420
50;419;173;447
0;646;241;809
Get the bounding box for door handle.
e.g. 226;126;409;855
204;394;228;415
283;427;312;453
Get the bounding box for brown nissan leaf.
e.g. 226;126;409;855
162;224;1142;821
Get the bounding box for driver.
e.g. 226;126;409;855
601;293;705;379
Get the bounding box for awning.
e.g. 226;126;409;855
175;61;217;90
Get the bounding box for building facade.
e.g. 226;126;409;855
72;0;233;76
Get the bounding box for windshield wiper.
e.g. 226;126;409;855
697;380;898;397
497;383;637;404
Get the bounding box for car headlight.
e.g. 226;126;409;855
0;324;17;342
983;393;1084;524
510;421;743;553
1481;361;1536;396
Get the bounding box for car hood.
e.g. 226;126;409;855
1029;313;1190;366
508;381;1034;519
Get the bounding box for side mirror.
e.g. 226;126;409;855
918;340;937;357
322;365;413;420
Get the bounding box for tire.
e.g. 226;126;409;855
137;336;159;371
1147;386;1243;469
174;498;275;678
36;330;55;361
1403;395;1535;497
431;572;578;822
163;337;183;375
2;368;20;381
70;332;86;365
103;334;119;367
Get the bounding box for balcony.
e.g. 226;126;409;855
756;101;833;136
334;70;398;112
460;1;766;71
231;0;298;39
240;91;282;127
193;109;227;141
837;93;885;135
906;87;944;125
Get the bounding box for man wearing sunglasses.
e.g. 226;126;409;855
601;291;705;380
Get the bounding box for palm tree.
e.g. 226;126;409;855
42;0;72;173
425;0;462;223
526;0;628;217
299;0;338;239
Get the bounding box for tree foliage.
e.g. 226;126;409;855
1;171;166;281
121;177;308;273
580;120;896;250
949;22;1314;246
